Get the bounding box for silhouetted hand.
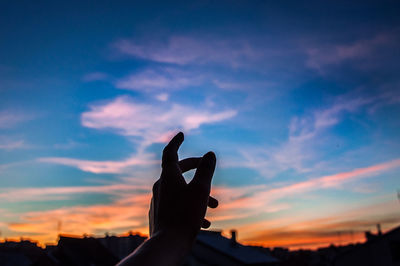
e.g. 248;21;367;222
117;132;218;266
150;132;218;242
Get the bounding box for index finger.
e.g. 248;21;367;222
190;151;216;192
162;132;184;169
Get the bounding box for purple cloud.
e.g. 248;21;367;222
115;68;203;92
113;35;261;67
306;33;395;71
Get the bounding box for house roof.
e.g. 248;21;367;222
333;224;400;265
57;235;119;266
196;230;278;264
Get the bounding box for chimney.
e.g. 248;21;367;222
377;224;382;236
230;230;237;246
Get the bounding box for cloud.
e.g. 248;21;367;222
39;96;236;174
113;35;261;67
155;93;169;102
209;158;400;224
306;33;394;71
3;159;399;246
82;72;109;82
240;201;400;249
39;153;157;174
81;95;237;147
53;139;82;150
115;68;203;92
212;79;276;92
0;139;24;150
0;184;149;202
262;158;400;198
0;111;31;129
289;96;372;141
237;95;376;177
6;193;151;244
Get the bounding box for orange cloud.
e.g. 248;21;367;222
2;159;400;248
209;158;400;224
6;193;151;245
237;199;400;250
0;184;150;202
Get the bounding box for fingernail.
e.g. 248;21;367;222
177;132;184;140
204;151;216;161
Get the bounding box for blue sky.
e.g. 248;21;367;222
1;0;400;248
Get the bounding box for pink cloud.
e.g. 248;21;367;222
0;111;31;129
82;72;109;82
255;158;400;205
113;36;259;67
2;159;399;246
81;95;237;147
238;200;400;249
155;93;169;102
209;159;400;224
39;96;236;174
115;68;202;92
306;33;393;71
0;184;151;202
39;153;157;174
0;139;24;150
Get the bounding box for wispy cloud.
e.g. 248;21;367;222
210;159;400;223
82;72;109;82
53;139;83;150
0;111;31;129
81;95;237;147
3;159;399;246
238;94;377;177
261;158;400;199
0;184;149;202
39;95;236;174
240;200;400;249
0;139;24;150
39;153;157;174
306;33;395;72
155;93;169;102
115;68;203;92
113;35;263;67
287;95;374;146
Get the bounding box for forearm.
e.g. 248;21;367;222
116;231;194;266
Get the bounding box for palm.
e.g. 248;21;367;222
149;132;218;240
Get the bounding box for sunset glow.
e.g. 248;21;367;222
1;1;400;250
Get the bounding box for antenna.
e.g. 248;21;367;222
337;231;342;245
397;189;400;203
57;221;62;232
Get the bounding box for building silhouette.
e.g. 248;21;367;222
0;239;56;266
333;225;400;266
184;230;278;265
1;224;400;266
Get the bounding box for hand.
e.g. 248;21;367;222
149;132;218;243
117;132;218;266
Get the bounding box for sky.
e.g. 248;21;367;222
1;0;400;249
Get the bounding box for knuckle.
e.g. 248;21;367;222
162;145;172;157
197;182;211;192
152;180;160;194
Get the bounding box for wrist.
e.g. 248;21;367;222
147;230;194;265
152;228;196;248
117;229;195;266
